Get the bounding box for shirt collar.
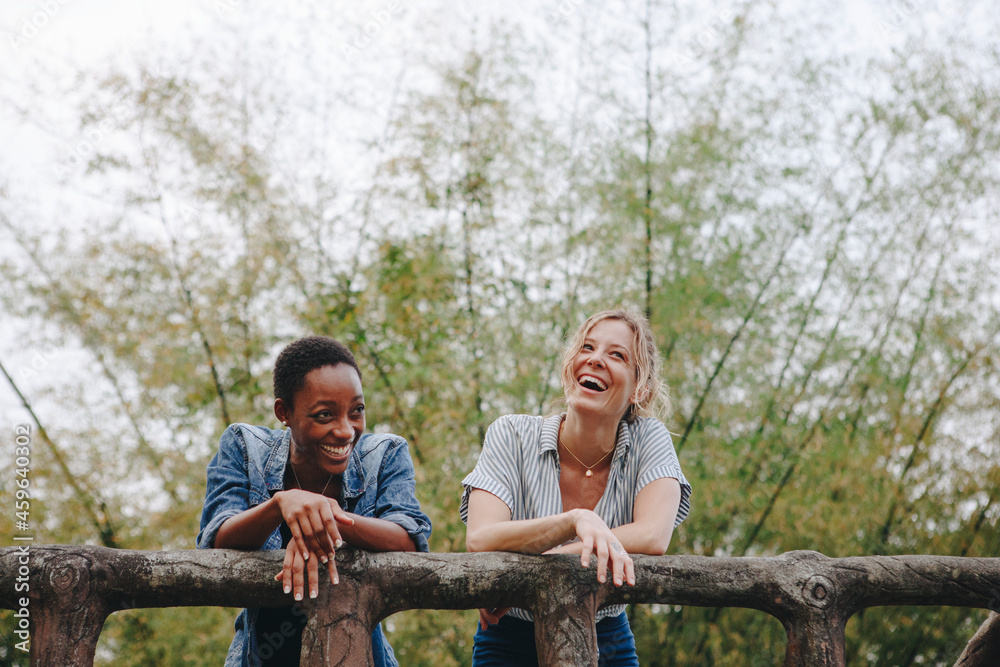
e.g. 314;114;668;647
540;414;564;454
613;418;632;461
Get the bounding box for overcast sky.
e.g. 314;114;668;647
1;0;997;427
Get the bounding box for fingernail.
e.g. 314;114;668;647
615;578;622;586
294;592;302;601
274;573;280;581
320;555;328;564
333;575;339;585
284;585;291;594
303;552;309;561
335;539;344;548
599;575;606;583
310;589;317;599
329;552;335;561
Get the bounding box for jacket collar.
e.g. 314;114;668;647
341;434;369;499
263;429;369;499
264;428;292;492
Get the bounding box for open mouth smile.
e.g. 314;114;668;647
578;374;608;392
319;442;353;458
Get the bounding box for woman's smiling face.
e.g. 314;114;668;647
280;363;366;477
567;318;639;420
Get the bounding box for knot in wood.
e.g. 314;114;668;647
46;553;99;609
802;574;834;610
50;562;82;594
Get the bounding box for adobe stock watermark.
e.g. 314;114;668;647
246;115;290;154
253;602;308;662
53;102;131;179
547;0;591;24
341;1;403;64
13;348;58;388
874;0;930;38
670;8;735;68
12;424;34;654
7;0;72;52
800;85;837;119
214;0;243;18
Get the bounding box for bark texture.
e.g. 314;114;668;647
1;546;998;667
955;612;1000;667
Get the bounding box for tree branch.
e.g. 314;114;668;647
0;359;117;547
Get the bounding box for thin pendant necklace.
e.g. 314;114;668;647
289;461;335;496
558;420;614;478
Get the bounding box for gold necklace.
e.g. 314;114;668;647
289;462;334;496
558;422;614;477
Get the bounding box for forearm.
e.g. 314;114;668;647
544;523;674;557
467;510;579;554
609;522;675;555
581;477;684;555
339;514;418;552
213;496;283;550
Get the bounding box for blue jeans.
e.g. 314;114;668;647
472;612;639;666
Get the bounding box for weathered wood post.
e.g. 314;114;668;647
604;551;1000;667
0;546;291;667
298;564;375;667
302;550;607;666
955;612;1000;667
28;548;113;666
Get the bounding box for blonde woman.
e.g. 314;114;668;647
461;306;692;665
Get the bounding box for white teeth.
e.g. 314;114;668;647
579;375;608;390
320;444;351;456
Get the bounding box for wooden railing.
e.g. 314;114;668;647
2;546;999;666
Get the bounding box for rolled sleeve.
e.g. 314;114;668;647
374;439;432;552
459;470;515;523
459;416;521;524
634;420;693;527
636;465;692;526
198;507;242;550
197;425;252;549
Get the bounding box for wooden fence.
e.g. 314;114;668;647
1;546;999;666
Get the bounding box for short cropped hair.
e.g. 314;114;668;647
559;306;671;423
273;336;361;410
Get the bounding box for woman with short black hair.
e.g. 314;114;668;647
199;336;430;666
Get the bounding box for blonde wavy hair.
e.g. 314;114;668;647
559;305;672;423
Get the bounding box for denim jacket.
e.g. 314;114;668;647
197;424;431;667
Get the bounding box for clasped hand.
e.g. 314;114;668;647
553;509;635;587
478;509;634;630
273;489;354;601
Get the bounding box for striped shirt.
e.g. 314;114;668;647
460;413;692;622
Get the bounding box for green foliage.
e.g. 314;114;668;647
0;614;30;667
1;2;999;664
96;608;235;666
